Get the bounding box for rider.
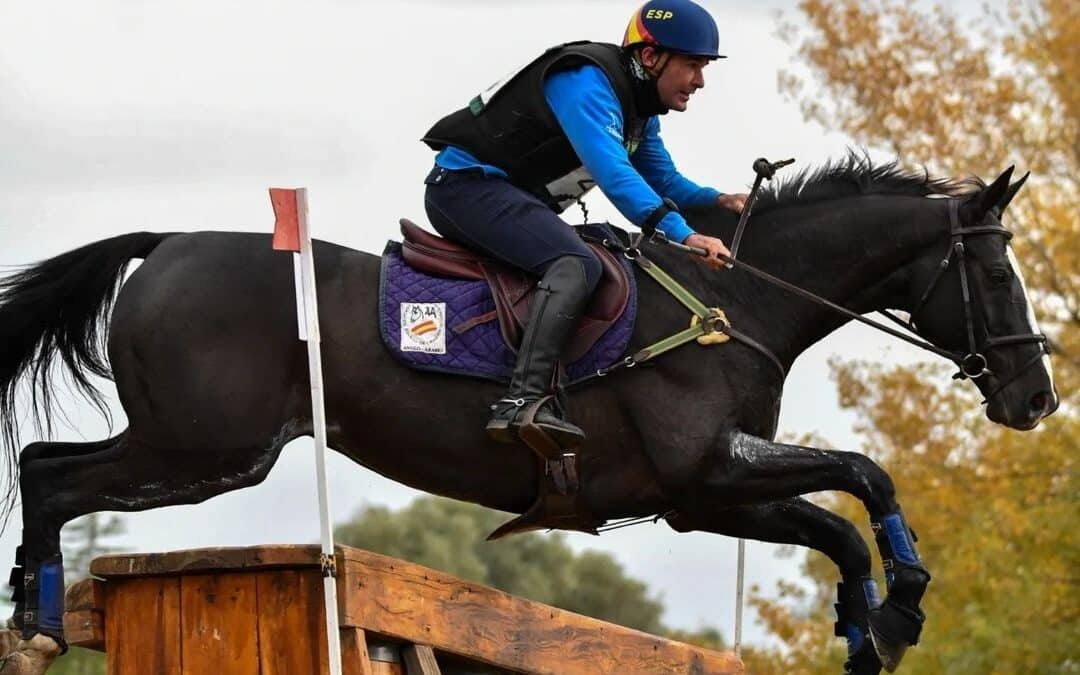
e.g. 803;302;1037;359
422;0;746;449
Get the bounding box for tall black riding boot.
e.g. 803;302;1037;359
487;256;591;449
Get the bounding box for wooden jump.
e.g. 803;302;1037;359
64;544;744;675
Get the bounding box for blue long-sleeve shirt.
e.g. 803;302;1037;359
434;64;721;243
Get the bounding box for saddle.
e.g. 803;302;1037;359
399;219;630;361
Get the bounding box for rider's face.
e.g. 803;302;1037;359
641;48;709;112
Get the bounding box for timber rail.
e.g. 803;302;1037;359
63;544;743;674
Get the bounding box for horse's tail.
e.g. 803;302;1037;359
0;231;174;488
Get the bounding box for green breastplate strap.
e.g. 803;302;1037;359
592;248;786;381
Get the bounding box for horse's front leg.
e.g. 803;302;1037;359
688;431;930;672
669;498;883;675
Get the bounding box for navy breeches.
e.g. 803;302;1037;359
423;167;603;292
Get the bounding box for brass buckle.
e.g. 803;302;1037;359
691;308;731;345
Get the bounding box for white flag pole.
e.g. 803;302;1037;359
734;538;745;658
293;188;343;675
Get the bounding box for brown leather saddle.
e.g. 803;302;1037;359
399;219;630;361
399;219;627;538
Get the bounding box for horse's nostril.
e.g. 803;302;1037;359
1029;391;1049;414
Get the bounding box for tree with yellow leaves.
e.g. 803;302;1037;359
749;1;1077;673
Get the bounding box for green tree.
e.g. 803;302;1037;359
63;514;126;582
746;2;1078;673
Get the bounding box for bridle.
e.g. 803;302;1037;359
649;198;1049;403
878;199;1049;402
588;197;1050;405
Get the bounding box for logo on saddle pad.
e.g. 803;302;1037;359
400;302;447;354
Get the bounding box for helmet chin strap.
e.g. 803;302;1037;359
632;48;672;113
645;50;672;77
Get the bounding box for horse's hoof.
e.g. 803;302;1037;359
868;599;924;672
0;633;62;675
868;629;906;674
844;639;883;675
842;643;885;673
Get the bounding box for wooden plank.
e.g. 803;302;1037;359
179;572;259;675
338;548;743;675
91;545;322;578
106;577;181;675
255;569;329;675
402;644;442;675
65;579;106;651
64;609;105;651
340;627;375;675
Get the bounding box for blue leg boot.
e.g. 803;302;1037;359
868;512;930;672
21;555;68;653
835;577;883;675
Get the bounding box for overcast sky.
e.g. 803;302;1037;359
0;0;995;648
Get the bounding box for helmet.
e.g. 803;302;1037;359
621;0;725;60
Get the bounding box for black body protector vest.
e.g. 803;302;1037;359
422;41;665;213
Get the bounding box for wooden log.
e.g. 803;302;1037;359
337;547;743;675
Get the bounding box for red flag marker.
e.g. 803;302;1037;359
267;187;343;675
270;188;301;252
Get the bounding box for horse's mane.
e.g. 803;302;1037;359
753;151;981;214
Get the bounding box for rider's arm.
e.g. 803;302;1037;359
631;117;722;209
544;65;695;243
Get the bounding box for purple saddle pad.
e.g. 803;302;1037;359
377;225;637;385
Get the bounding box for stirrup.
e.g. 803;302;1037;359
485;397;530;444
517;396;584;458
486;396;584;452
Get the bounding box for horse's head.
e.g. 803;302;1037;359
907;167;1058;429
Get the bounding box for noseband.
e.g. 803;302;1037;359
884;199;1049;402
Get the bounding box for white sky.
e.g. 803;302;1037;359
0;0;988;648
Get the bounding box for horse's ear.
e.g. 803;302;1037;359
970;166;1015;219
998;171;1030;213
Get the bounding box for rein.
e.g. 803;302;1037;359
582;198;1048;404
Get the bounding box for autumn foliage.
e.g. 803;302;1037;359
748;1;1078;673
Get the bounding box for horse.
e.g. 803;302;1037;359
0;157;1057;675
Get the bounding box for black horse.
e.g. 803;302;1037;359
0;158;1057;674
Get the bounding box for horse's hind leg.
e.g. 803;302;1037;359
11;430;289;657
669;498;883;675
0;437;124;673
5;438;119;632
698;431;929;671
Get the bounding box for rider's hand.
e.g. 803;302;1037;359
684;233;730;269
718;193;748;214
